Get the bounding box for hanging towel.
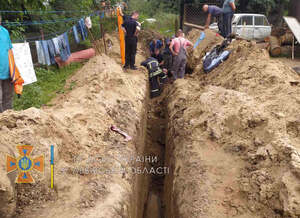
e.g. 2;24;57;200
47;40;56;65
57;34;70;62
63;32;71;56
41;40;51;66
52;37;60;55
78;19;88;41
35;41;46;65
73;25;80;44
85;17;92;29
12;42;37;85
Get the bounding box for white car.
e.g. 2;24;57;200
232;14;271;41
209;13;271;41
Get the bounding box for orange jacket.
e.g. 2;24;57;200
8;49;24;96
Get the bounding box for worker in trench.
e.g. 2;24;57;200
149;38;163;56
141;54;168;99
169;29;193;81
122;11;140;70
202;4;225;37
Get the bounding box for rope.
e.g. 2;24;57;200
0;10;91;14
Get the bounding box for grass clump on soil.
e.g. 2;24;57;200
13;63;82;111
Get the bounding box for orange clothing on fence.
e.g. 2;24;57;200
8;49;24;96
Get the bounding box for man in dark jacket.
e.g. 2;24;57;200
122;11;140;70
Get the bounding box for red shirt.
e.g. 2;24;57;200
170;37;192;53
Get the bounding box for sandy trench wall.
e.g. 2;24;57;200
164;30;300;218
0;50;149;218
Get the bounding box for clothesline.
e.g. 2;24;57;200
13;27;73;43
0;10;91;14
3;17;83;26
3;11;100;27
11;11;100;43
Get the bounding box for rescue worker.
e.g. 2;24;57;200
223;0;236;37
202;4;224;37
162;38;173;78
122;11;140;70
0;15;14;112
141;57;167;98
151;48;164;66
169;29;193;80
149;38;163;56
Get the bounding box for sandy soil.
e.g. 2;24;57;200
0;33;149;218
164;29;300;218
1;29;299;218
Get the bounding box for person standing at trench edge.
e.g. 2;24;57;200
223;0;236;38
169;29;193;81
0;15;14;113
122;11;140;70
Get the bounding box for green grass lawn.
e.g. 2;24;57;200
13;63;82;111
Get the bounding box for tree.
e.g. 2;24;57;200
289;0;300;21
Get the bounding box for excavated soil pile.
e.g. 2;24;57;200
0;45;149;218
165;34;300;217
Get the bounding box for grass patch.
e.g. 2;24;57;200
140;12;178;37
13;63;82;111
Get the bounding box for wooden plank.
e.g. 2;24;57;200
183;22;205;30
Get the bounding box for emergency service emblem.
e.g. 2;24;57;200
6;145;44;183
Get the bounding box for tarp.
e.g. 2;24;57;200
283;16;300;43
55;48;96;68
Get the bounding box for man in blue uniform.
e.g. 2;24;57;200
149;39;163;56
0;15;14;112
122;11;140;70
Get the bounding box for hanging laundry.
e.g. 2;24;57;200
57;34;70;62
85;17;92;29
73;25;80;44
78;19;88;41
47;40;56;65
12;42;37;85
63;32;71;56
41;40;51;66
35;41;46;65
100;11;105;19
52;37;60;55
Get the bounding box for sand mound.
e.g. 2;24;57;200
0;49;148;217
165;36;300;217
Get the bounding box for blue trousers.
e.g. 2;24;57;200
223;12;234;38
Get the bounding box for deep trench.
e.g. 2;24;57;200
142;93;168;218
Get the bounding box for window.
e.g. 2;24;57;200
241;16;253;25
263;17;269;26
255;16;264;25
